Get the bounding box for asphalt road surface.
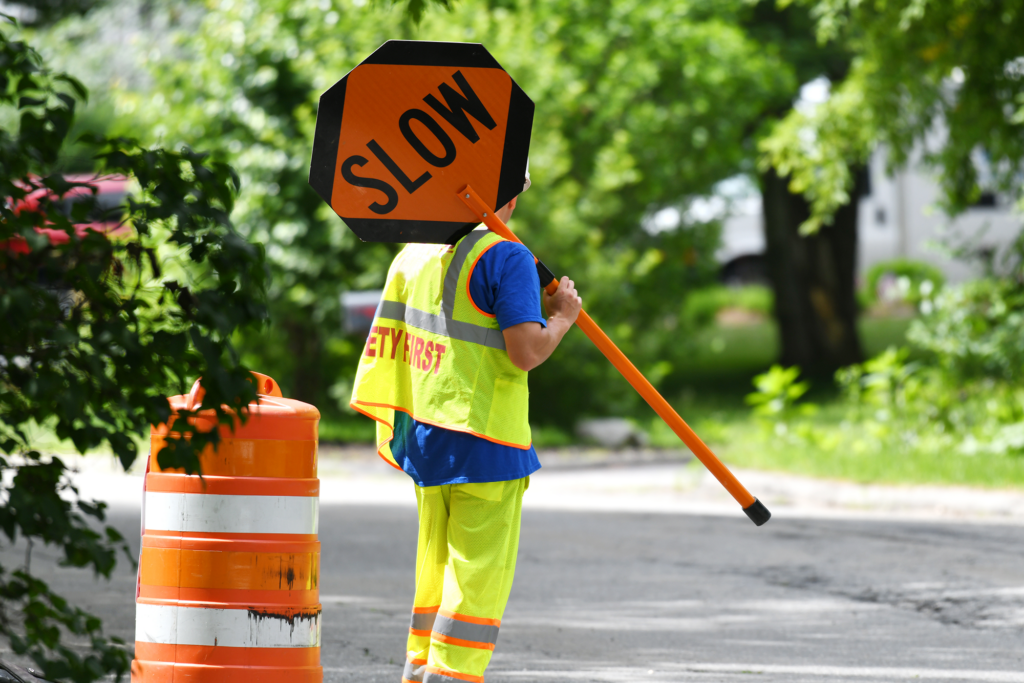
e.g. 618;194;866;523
5;469;1023;683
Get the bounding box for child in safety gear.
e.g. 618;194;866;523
350;172;582;683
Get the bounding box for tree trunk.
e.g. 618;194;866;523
760;167;865;377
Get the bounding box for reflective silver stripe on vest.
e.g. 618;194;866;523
410;610;438;632
423;670;464;683
442;229;490;318
431;614;499;646
377;300;506;351
403;659;425;682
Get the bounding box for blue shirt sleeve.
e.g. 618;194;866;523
468;240;547;331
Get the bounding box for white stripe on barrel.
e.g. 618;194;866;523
143;492;319;535
135;603;321;648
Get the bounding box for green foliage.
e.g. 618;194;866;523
758;60;875;234
764;0;1024;230
0;460;130;682
0;22;266;680
377;0;454;24
745;364;815;419
834;344;1024;459
123;0;795;424
3;0;105;27
743;335;1024;482
529;424;575;449
318;416;375;444
682;284;773;327
863;258;945;306
706;400;1024;486
835;346;919;415
907;277;1024;383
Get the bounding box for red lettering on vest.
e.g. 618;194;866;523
365;326;377;357
390;328;404;359
413;336;425;369
403;331;411;363
377;325;391;358
424;341;434;371
433;344;446;374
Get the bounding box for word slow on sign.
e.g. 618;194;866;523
309;40;534;244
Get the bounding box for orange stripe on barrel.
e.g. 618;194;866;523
145;473;319;497
131;662;322;683
142;534;319;554
138;585;320;607
135;641;321;667
151;438;317;478
140;547;319;592
153;396;319;442
132;643;321;683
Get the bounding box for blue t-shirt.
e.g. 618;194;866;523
391;239;545;486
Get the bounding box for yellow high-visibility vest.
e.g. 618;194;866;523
350;229;532;469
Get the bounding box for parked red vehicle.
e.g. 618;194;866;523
3;174;132;254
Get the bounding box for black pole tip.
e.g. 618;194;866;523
743;498;771;526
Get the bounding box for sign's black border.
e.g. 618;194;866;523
309;40;534;244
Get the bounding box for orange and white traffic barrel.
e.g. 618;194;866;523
132;373;322;683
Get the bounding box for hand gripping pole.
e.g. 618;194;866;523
458;185;771;526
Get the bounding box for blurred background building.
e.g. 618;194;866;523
716;151;1021;289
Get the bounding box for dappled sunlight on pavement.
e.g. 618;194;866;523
34;448;1024;682
61;445;1024;523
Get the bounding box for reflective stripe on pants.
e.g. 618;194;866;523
403;657;427;683
431;610;500;651
410;606;439;635
423;665;484;683
406;478;527;682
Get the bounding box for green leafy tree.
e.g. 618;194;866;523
762;1;1024;243
0;21;266;680
126;0;793;426
385;0;868;383
751;0;1024;381
2;0;105;28
738;1;867;378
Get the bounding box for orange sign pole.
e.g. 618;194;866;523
458;184;771;526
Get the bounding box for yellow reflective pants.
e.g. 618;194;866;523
402;477;528;683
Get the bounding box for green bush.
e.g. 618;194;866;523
751;337;1024;469
864;258;945;306
745;365;813;419
0;24;266;681
318;417;375;444
907;277;1024;382
682;285;774;327
837;345;1024;458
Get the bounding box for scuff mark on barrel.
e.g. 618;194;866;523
246;607;321;646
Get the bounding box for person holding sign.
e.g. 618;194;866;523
350;175;581;683
317;37;769;683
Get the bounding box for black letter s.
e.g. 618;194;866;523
341;155;399;214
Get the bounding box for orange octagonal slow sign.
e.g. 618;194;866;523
309;41;534;244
